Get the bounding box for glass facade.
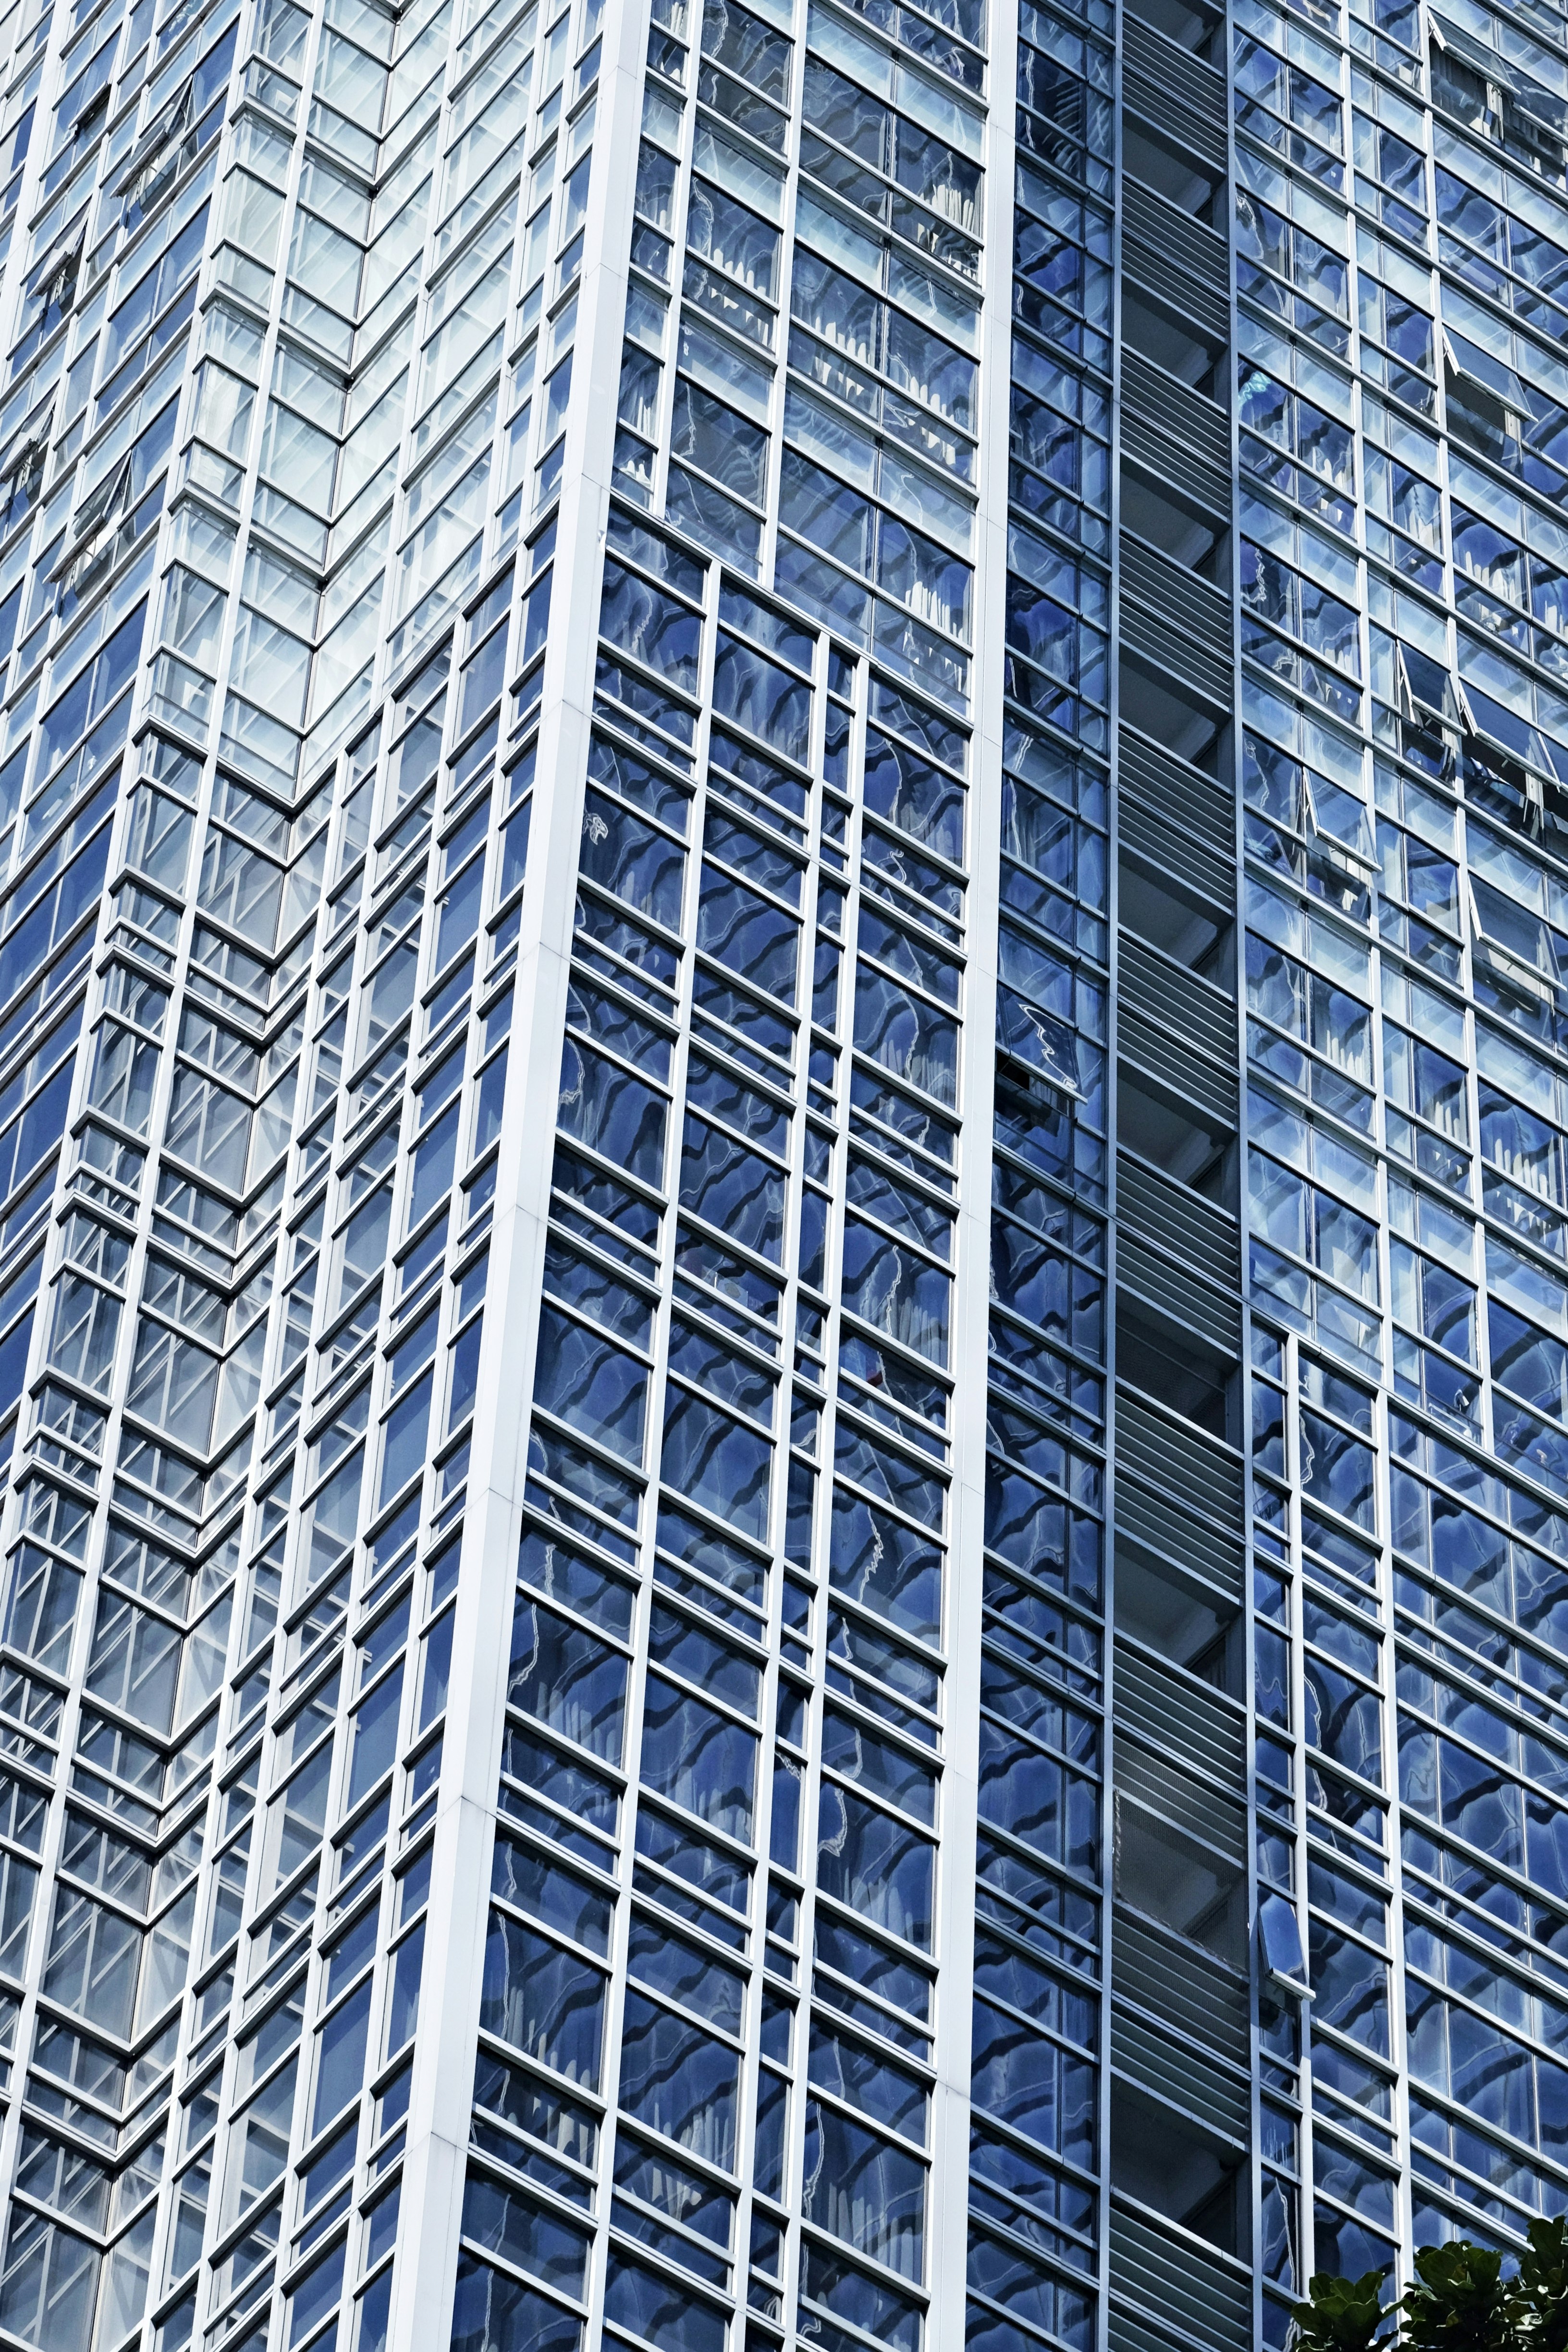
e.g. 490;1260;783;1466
0;0;1563;2338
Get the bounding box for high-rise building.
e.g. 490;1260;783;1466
0;0;1567;2337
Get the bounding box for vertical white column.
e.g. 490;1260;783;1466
383;0;649;2340
924;0;1018;2334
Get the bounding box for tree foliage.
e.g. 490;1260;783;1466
1513;2220;1568;2352
1399;2241;1510;2352
1291;2269;1396;2352
1292;2222;1568;2352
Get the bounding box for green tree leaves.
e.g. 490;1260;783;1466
1399;2241;1509;2352
1292;2223;1568;2352
1290;2269;1395;2352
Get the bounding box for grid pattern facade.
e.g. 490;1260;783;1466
0;0;1560;2342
